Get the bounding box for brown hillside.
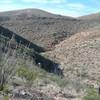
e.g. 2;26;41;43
0;9;92;51
79;12;100;20
45;26;100;86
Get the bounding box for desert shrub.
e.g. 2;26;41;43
83;87;99;100
47;74;68;87
0;46;19;91
30;65;65;87
17;64;68;88
17;65;39;86
0;34;25;91
3;95;9;100
36;68;68;87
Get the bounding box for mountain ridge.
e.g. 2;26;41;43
0;8;75;19
0;8;91;51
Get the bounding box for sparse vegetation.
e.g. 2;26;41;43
0;9;92;50
16;64;39;86
83;87;100;100
3;95;9;100
0;9;100;100
46;74;68;88
0;38;18;91
0;33;65;99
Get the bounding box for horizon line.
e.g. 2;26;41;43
0;8;99;18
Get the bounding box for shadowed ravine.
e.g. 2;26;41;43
0;26;63;76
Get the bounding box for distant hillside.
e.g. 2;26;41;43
0;8;72;18
0;9;92;50
79;12;100;20
79;12;100;26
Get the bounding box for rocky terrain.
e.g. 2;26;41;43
0;9;100;100
45;20;100;99
41;12;100;99
79;12;100;21
0;9;95;50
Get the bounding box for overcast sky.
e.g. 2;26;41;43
0;0;100;17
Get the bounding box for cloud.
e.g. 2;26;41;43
45;8;84;17
0;0;99;17
51;2;87;17
0;4;18;12
67;3;86;11
0;0;13;4
21;0;66;3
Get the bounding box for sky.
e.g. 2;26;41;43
0;0;100;17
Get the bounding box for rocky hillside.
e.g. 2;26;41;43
45;12;100;91
0;9;93;50
42;24;100;100
0;8;70;18
45;24;100;87
79;12;100;20
0;26;81;100
0;9;100;99
79;12;100;28
0;25;61;74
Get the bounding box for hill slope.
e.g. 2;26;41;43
0;25;61;73
0;9;92;50
0;8;67;18
45;25;100;85
79;12;100;20
79;12;100;27
1;10;100;100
